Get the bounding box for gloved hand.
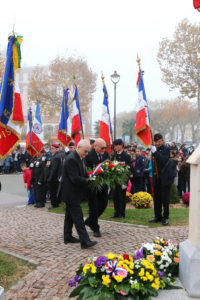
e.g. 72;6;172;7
42;157;46;162
38;182;42;185
151;146;157;153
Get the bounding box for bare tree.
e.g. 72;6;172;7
28;55;97;117
157;18;200;140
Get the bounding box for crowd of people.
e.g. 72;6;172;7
1;136;194;249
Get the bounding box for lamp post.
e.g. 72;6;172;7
111;70;120;140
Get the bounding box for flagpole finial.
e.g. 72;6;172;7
101;72;105;84
136;54;141;71
64;80;68;89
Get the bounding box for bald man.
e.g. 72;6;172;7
61;139;97;249
85;138;110;237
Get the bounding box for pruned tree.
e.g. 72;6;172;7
122;118;136;143
157;18;200;140
28;55;97;117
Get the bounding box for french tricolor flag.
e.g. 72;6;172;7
99;84;112;153
57;88;72;146
71;85;82;147
135;71;152;147
26;102;44;157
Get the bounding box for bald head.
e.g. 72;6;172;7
77;139;91;158
94;138;107;155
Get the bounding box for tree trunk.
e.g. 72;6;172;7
197;86;200;143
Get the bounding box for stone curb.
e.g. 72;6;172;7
0;248;39;266
48;211;148;228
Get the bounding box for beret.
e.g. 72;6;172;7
69;141;75;147
51;143;59;149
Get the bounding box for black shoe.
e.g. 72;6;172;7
117;216;125;219
36;203;45;208
81;241;98;249
149;218;162;223
110;215;118;218
93;231;102;238
48;205;58;210
162;219;169;226
64;237;80;244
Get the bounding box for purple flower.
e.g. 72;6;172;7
133;251;144;260
74;275;82;282
94;256;107;268
157;271;165;278
68;277;77;287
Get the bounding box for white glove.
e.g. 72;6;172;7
122;184;127;190
42;157;46;161
38;182;42;185
151;146;157;153
30;163;34;168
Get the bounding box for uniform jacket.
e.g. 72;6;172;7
153;145;173;187
34;158;47;184
61;150;88;203
112;150;132;167
47;151;61;182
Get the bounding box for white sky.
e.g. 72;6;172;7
0;0;199;126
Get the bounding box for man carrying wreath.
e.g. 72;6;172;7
85;138;110;237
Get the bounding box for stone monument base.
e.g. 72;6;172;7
0;286;4;300
179;239;200;297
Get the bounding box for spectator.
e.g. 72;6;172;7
21;163;35;205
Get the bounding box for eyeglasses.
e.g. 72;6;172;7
84;150;89;154
100;147;107;150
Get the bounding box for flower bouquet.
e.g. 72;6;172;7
68;238;181;300
182;192;190;205
131;192;153;208
87;160;130;192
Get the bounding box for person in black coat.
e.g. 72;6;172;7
85;138;110;237
47;144;61;209
33;149;47;208
111;138;131;219
61;139;97;249
130;148;146;192
149;133;172;226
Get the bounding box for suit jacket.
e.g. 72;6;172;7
153;145;171;187
61;150;88;203
85;148;110;169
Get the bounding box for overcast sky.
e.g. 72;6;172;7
0;0;199;126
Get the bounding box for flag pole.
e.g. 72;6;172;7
136;54;153;145
73;75;84;139
101;72;114;145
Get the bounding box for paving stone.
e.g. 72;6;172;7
0;206;188;299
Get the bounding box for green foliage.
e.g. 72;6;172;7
170;184;180;204
122;118;135;143
93;120;100;138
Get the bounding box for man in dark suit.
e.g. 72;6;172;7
85;138;110;237
62;139;97;249
47;144;61;209
149;133;171;226
111;138;131;219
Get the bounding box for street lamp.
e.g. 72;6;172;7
111;70;120;140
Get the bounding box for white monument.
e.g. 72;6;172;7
179;145;200;297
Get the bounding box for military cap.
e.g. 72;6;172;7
69;141;75;147
113;138;123;145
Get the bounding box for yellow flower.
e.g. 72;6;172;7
154;251;162;256
154;244;162;250
106;253;117;260
139;268;145;277
114;275;123;282
152;283;159;290
102;275;111;287
83;263;91;274
91;264;97;274
141;276;148;281
176;253;179;257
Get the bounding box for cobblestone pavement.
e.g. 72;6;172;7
0;206;188;300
